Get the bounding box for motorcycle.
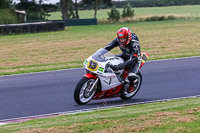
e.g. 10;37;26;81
74;48;149;105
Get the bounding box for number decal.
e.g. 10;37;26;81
87;60;98;71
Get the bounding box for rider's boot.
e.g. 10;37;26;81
122;78;129;95
128;79;138;93
122;74;138;94
127;74;138;93
128;86;134;93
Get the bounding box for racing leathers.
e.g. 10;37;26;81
104;33;141;85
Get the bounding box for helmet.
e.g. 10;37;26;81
117;27;132;46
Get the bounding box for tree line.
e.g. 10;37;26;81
59;0;112;19
0;0;17;24
112;0;200;8
0;0;200;24
0;0;112;21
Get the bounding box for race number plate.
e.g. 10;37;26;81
87;60;98;71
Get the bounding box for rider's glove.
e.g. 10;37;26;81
110;64;120;71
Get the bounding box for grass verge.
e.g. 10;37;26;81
0;97;200;133
0;18;200;76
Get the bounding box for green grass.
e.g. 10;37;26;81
0;18;200;75
1;97;200;133
48;5;200;20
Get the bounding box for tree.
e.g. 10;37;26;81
94;0;101;19
74;0;79;18
68;2;76;18
60;0;69;19
121;3;134;18
0;0;13;8
107;6;120;22
16;0;49;20
0;0;17;24
60;0;77;20
82;0;112;18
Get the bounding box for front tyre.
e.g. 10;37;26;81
120;71;142;100
74;77;97;105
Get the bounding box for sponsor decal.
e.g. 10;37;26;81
84;60;88;65
98;67;104;72
103;78;111;85
108;75;116;78
142;54;148;61
141;53;149;64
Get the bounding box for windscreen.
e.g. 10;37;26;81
92;48;116;62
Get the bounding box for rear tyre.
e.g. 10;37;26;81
74;77;97;105
120;71;142;100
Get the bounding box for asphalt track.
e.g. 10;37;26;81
0;56;200;121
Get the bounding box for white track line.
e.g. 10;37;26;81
147;56;200;62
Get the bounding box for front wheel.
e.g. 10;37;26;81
120;71;142;100
74;77;97;105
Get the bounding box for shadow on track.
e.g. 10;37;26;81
73;98;153;107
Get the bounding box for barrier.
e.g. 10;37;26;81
26;18;97;26
65;18;97;26
0;21;65;35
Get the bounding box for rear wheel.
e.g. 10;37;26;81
74;77;97;105
120;71;142;100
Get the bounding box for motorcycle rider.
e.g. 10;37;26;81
104;27;141;93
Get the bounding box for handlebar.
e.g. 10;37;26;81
106;62;111;68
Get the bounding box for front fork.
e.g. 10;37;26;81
84;72;98;93
89;78;99;92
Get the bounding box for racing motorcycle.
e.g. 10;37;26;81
74;48;149;105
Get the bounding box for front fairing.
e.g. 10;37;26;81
83;48;124;91
83;48;124;75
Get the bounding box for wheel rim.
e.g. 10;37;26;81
79;79;96;103
125;75;141;97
